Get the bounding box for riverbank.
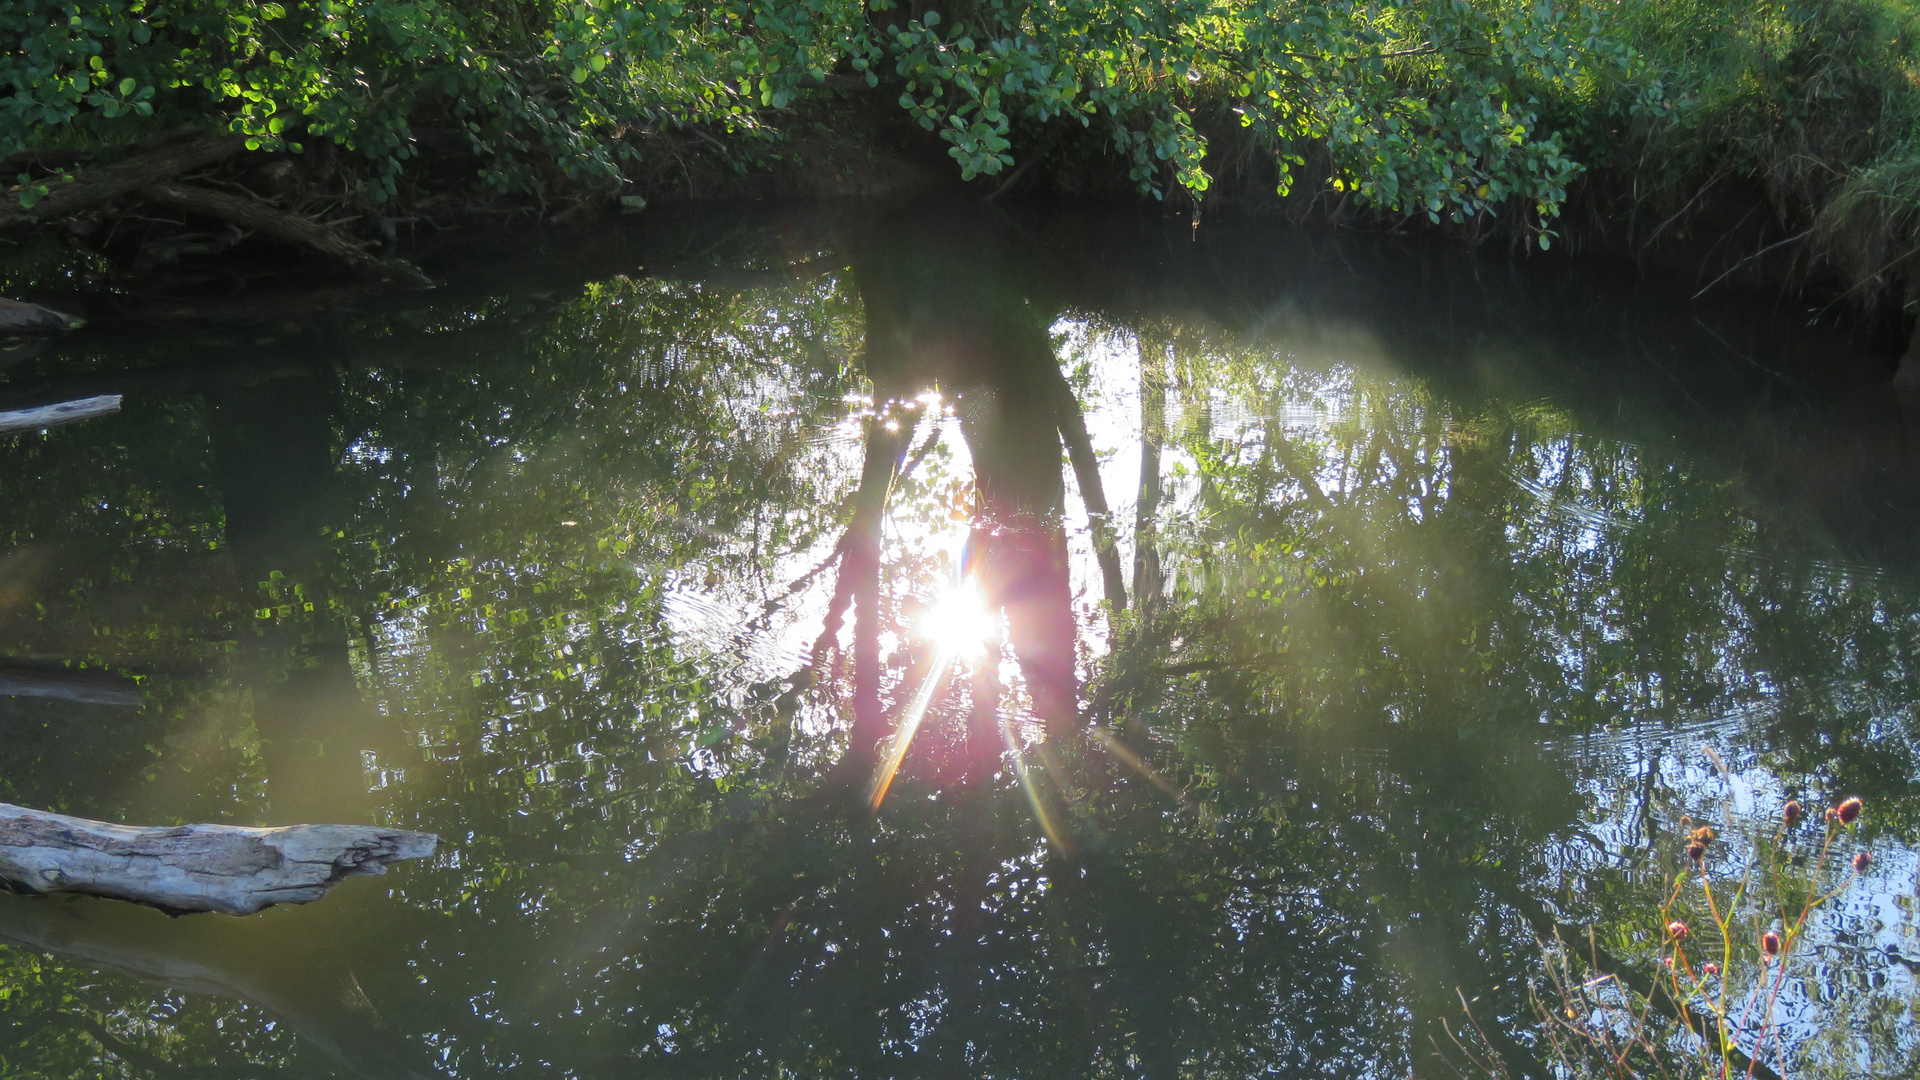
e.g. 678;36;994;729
6;0;1920;377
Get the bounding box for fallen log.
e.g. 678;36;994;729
0;297;83;334
0;661;141;706
0;394;122;437
142;182;434;288
0;804;436;915
0;132;246;230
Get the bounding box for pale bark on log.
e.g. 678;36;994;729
0;804;435;915
0;393;122;436
141;182;435;288
0;133;246;229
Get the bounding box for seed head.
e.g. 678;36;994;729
1667;920;1689;940
1837;797;1863;825
1703;962;1720;977
1762;931;1782;958
1783;800;1803;826
1686;840;1706;863
1854;850;1873;873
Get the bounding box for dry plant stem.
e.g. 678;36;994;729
1663;810;1858;1080
1748;961;1793;1080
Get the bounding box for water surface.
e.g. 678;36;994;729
2;205;1918;1078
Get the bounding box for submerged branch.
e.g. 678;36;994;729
141;183;433;287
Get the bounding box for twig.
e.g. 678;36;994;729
984;153;1043;202
1692;231;1812;300
1641;171;1725;249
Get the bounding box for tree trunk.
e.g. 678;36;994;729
0;803;434;915
1051;370;1128;615
1133;329;1168;608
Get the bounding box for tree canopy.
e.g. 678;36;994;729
5;0;1630;232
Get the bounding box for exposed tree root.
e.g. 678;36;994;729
0;132;433;286
0;132;245;229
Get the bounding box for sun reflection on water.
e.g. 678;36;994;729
867;577;1002;812
917;578;998;660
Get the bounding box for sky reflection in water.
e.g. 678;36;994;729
0;206;1917;1078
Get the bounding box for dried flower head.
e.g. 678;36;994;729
1854;851;1873;873
1762;931;1783;958
1667;920;1689;940
1784;800;1803;826
1686;840;1706;863
1703;962;1720;976
1837;797;1863;825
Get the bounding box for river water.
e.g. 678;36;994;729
1;204;1917;1078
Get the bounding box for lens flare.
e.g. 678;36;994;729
919;578;999;658
868;578;999;812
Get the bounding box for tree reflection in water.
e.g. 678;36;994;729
0;207;1917;1077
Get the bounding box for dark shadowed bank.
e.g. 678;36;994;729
11;0;1920;381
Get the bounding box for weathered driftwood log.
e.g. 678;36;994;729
0;804;436;915
0;661;141;706
0;393;122;437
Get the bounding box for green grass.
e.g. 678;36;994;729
1552;0;1920;306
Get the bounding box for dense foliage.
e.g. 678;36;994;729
2;0;1636;232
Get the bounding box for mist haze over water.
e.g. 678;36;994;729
1;205;1917;1078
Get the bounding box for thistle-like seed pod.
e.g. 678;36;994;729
1854;851;1873;873
1762;931;1782;958
1783;800;1802;826
1837;797;1863;825
1667;920;1689;940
